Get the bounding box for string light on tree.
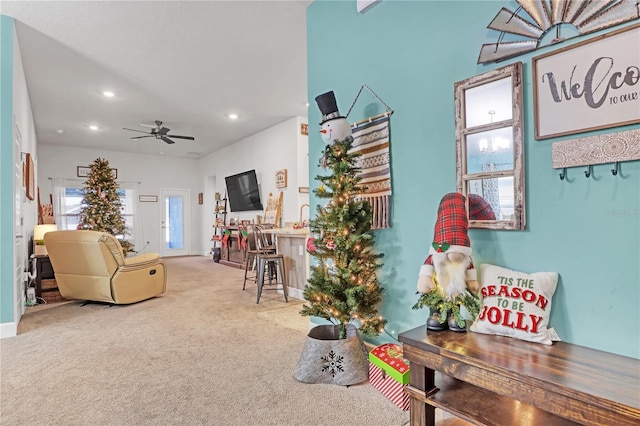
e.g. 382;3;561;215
78;157;134;256
300;91;386;340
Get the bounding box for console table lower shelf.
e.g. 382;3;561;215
398;325;640;426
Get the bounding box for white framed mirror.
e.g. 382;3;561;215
455;62;525;230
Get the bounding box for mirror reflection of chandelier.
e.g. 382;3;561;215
479;110;510;153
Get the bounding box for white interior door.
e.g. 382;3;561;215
160;189;190;257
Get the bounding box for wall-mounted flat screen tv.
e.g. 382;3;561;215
225;169;264;212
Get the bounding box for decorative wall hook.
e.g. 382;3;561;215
584;165;592;178
559;168;567;180
611;162;619;176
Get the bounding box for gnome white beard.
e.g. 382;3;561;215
432;252;471;300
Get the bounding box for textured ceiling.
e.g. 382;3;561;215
3;1;311;158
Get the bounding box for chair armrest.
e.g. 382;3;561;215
121;253;161;271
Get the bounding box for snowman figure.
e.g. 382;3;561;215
315;91;352;142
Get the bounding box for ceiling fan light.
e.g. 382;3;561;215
228;113;238;120
103;91;115;97
88;125;99;131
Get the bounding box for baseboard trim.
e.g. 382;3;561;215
0;321;17;339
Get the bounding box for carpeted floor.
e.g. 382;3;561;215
1;256;416;426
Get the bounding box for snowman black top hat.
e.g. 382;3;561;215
315;91;345;125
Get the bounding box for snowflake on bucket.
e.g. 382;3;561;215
320;351;344;377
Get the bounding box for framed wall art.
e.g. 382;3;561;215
533;24;640;140
275;169;288;188
25;153;35;201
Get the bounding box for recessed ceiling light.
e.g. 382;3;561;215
56;129;64;134
228;113;238;120
103;91;115;97
88;125;99;131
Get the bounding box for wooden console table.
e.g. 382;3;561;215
35;255;56;298
398;325;640;426
219;226;245;269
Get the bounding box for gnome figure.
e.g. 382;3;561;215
468;193;496;221
417;192;479;331
315;91;352;142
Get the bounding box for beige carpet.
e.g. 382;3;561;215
1;256;414;426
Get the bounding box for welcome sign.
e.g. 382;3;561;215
533;24;640;140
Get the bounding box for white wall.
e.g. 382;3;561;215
37;147;202;255
3;21;39;336
37;116;309;257
296;116;310;222
197;116;309;254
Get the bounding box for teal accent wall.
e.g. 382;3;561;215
307;1;639;358
0;15;15;323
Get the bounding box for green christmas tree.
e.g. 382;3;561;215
300;136;387;339
78;158;134;255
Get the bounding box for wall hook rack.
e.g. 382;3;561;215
551;129;639;182
559;168;567;180
611;162;619;176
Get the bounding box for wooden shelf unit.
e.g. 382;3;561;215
212;198;227;262
398;325;640;426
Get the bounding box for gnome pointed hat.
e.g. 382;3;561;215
428;192;472;257
315;91;345;125
468;193;496;220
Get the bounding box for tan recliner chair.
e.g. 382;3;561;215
44;230;166;304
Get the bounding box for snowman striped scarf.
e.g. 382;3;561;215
349;116;392;229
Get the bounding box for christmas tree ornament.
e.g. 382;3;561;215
306;237;316;253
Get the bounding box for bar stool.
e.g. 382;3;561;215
243;224;276;290
242;226;259;291
253;224;288;304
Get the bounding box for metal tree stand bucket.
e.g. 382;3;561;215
293;324;369;386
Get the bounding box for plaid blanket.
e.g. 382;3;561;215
350;116;392;229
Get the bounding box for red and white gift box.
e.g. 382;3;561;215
368;343;410;410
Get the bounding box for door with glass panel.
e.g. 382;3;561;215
160;189;190;257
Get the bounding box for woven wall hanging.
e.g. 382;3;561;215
346;84;394;229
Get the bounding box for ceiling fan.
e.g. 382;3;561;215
122;120;195;144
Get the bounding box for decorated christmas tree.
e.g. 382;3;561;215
301;96;386;339
78;158;134;255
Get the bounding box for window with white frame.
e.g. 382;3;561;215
51;178;140;248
